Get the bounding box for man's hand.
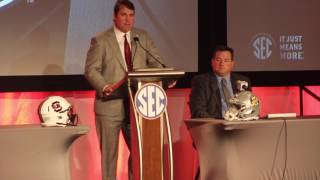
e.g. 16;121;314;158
103;84;114;96
168;80;177;88
102;77;127;96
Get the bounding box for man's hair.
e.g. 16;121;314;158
212;45;234;60
114;0;135;15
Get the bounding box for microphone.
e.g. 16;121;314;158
133;35;167;68
133;36;139;42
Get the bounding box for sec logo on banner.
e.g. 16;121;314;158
134;83;167;120
252;33;274;60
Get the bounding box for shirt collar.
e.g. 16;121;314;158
215;73;231;82
113;26;131;41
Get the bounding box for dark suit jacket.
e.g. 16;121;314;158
189;72;251;119
85;27;163;116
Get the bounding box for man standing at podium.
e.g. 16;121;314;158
190;45;251;119
84;0;164;179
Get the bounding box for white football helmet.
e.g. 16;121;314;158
224;91;260;121
39;96;78;127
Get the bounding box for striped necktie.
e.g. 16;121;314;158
221;78;231;107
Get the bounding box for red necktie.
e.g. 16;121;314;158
124;34;132;71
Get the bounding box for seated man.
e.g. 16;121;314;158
189;45;251;179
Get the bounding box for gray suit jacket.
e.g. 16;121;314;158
189;72;251;119
85;27;163;116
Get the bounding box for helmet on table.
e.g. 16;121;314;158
224;91;260;121
39;96;78;127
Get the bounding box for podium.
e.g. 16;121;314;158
0;125;89;180
186;118;320;180
128;68;184;180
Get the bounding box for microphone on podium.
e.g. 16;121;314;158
133;35;167;68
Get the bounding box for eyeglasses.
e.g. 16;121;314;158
214;58;233;63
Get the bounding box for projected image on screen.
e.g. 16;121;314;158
0;0;70;75
64;0;198;75
228;0;320;71
0;0;197;76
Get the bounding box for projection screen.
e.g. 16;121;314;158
0;0;198;75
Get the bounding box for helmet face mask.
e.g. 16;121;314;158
66;107;78;126
39;96;78;127
224;91;260;121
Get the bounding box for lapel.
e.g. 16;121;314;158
130;28;138;68
105;29;127;71
230;73;239;94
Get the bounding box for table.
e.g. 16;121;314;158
0;125;89;180
186;117;320;180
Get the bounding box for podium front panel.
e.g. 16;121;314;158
129;69;183;180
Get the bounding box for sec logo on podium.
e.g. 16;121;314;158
134;83;167;120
